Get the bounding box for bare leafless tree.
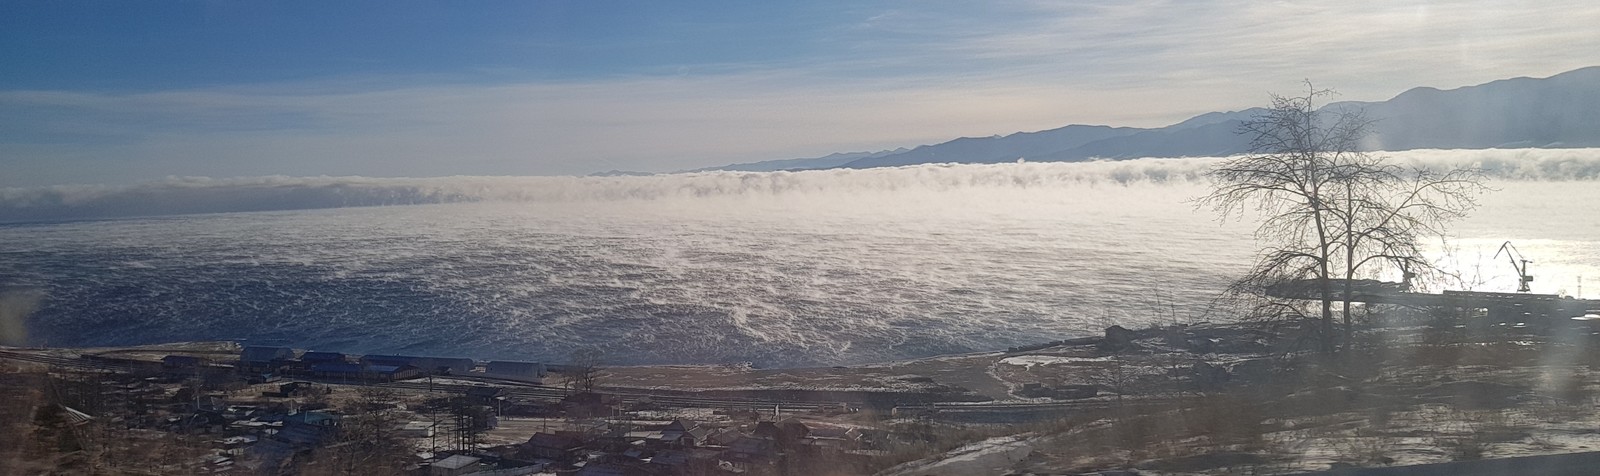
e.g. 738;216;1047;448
313;386;410;475
1086;354;1139;406
1201;83;1487;352
563;348;604;394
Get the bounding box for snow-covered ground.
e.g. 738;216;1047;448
998;355;1116;367
879;434;1037;476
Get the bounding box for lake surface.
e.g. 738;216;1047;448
3;155;1596;366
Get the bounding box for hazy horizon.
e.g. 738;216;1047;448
2;147;1598;224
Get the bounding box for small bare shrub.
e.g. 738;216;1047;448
1435;408;1525;461
1333;435;1398;466
1364;405;1394;431
1182;394;1268;447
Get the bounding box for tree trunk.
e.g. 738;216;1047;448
1341;278;1354;352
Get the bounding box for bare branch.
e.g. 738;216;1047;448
1199;83;1487;352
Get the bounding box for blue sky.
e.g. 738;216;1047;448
4;0;1599;186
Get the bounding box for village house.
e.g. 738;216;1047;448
702;427;744;447
647;448;722;475
649;419;709;448
297;351;348;367
464;385;507;405
307;362;420;381
239;346;294;372
162;354;205;369
246;410;343;472
753;418;810;448
429;454;482;476
8;344;916;476
589;426;641;453
276;411;342;447
361;354;476;375
574;462;662;476
523;432;584;462
425;453;546;476
720;436;780;472
806;425;863;444
647;449;691;473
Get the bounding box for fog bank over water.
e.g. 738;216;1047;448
3;148;1598;223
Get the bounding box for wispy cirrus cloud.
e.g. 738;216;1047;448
929;0;1600;97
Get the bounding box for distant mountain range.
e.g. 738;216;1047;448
679;148;910;173
600;66;1600;175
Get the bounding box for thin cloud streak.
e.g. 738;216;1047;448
1;74;1207;186
947;0;1600;98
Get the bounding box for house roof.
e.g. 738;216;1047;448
726;436;774;455
688;427;710;439
662;420;693;432
58;404;94;425
626;431;661;441
704;428;742;446
433;454;482;470
574;463;632;476
650;450;690;466
300;351;346;362
527;432;582;449
754;418;809;439
360;354;419;363
801;437;847;448
658;423;707;443
240;346;293;362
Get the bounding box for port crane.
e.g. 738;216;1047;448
1494;241;1534;293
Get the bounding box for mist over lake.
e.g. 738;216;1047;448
3;151;1597;367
